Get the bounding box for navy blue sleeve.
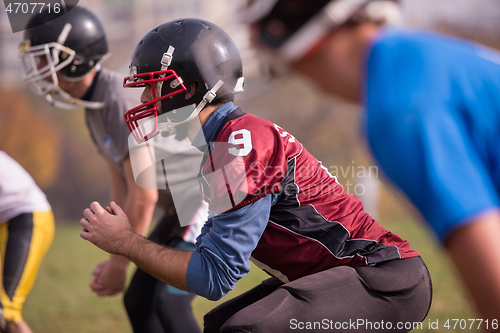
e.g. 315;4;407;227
186;194;276;300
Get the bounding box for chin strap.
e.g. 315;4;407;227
157;79;224;138
45;94;79;110
45;93;105;110
45;83;105;110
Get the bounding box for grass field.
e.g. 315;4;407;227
22;219;478;332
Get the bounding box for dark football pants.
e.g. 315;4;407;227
124;212;201;333
204;256;432;333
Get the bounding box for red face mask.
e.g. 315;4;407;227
123;69;187;143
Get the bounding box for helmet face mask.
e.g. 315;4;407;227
123;68;188;143
20;6;109;109
123;19;244;144
20;30;77;106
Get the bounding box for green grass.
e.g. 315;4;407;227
22;221;478;332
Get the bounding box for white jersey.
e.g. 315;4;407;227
0;151;51;223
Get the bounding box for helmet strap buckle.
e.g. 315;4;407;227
203;80;224;103
161;46;175;71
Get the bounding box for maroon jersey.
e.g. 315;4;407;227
201;112;419;283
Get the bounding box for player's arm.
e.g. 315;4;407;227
83;122;280;299
120;157;158;236
446;209;500;326
81;195;274;299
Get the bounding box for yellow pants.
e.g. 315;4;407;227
0;210;55;323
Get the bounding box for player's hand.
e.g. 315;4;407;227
89;260;126;296
80;201;133;255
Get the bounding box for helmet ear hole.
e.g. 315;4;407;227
185;82;198;100
72;54;85;65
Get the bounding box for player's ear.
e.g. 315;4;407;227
185;82;197;100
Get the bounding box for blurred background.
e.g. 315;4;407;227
1;0;500;331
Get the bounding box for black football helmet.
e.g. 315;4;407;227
19;6;109;109
244;0;400;62
123;18;244;143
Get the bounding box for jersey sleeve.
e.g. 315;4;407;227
186;193;275;300
367;97;500;242
86;69;141;169
105;99;134;164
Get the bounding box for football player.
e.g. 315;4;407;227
80;18;432;332
244;0;500;323
20;7;205;333
0;151;55;333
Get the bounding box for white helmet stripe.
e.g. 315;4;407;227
57;23;72;45
280;0;369;61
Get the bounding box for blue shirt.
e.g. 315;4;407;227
364;28;500;242
186;102;278;300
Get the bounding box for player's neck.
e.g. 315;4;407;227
198;104;220;126
185;103;226;141
293;23;380;103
